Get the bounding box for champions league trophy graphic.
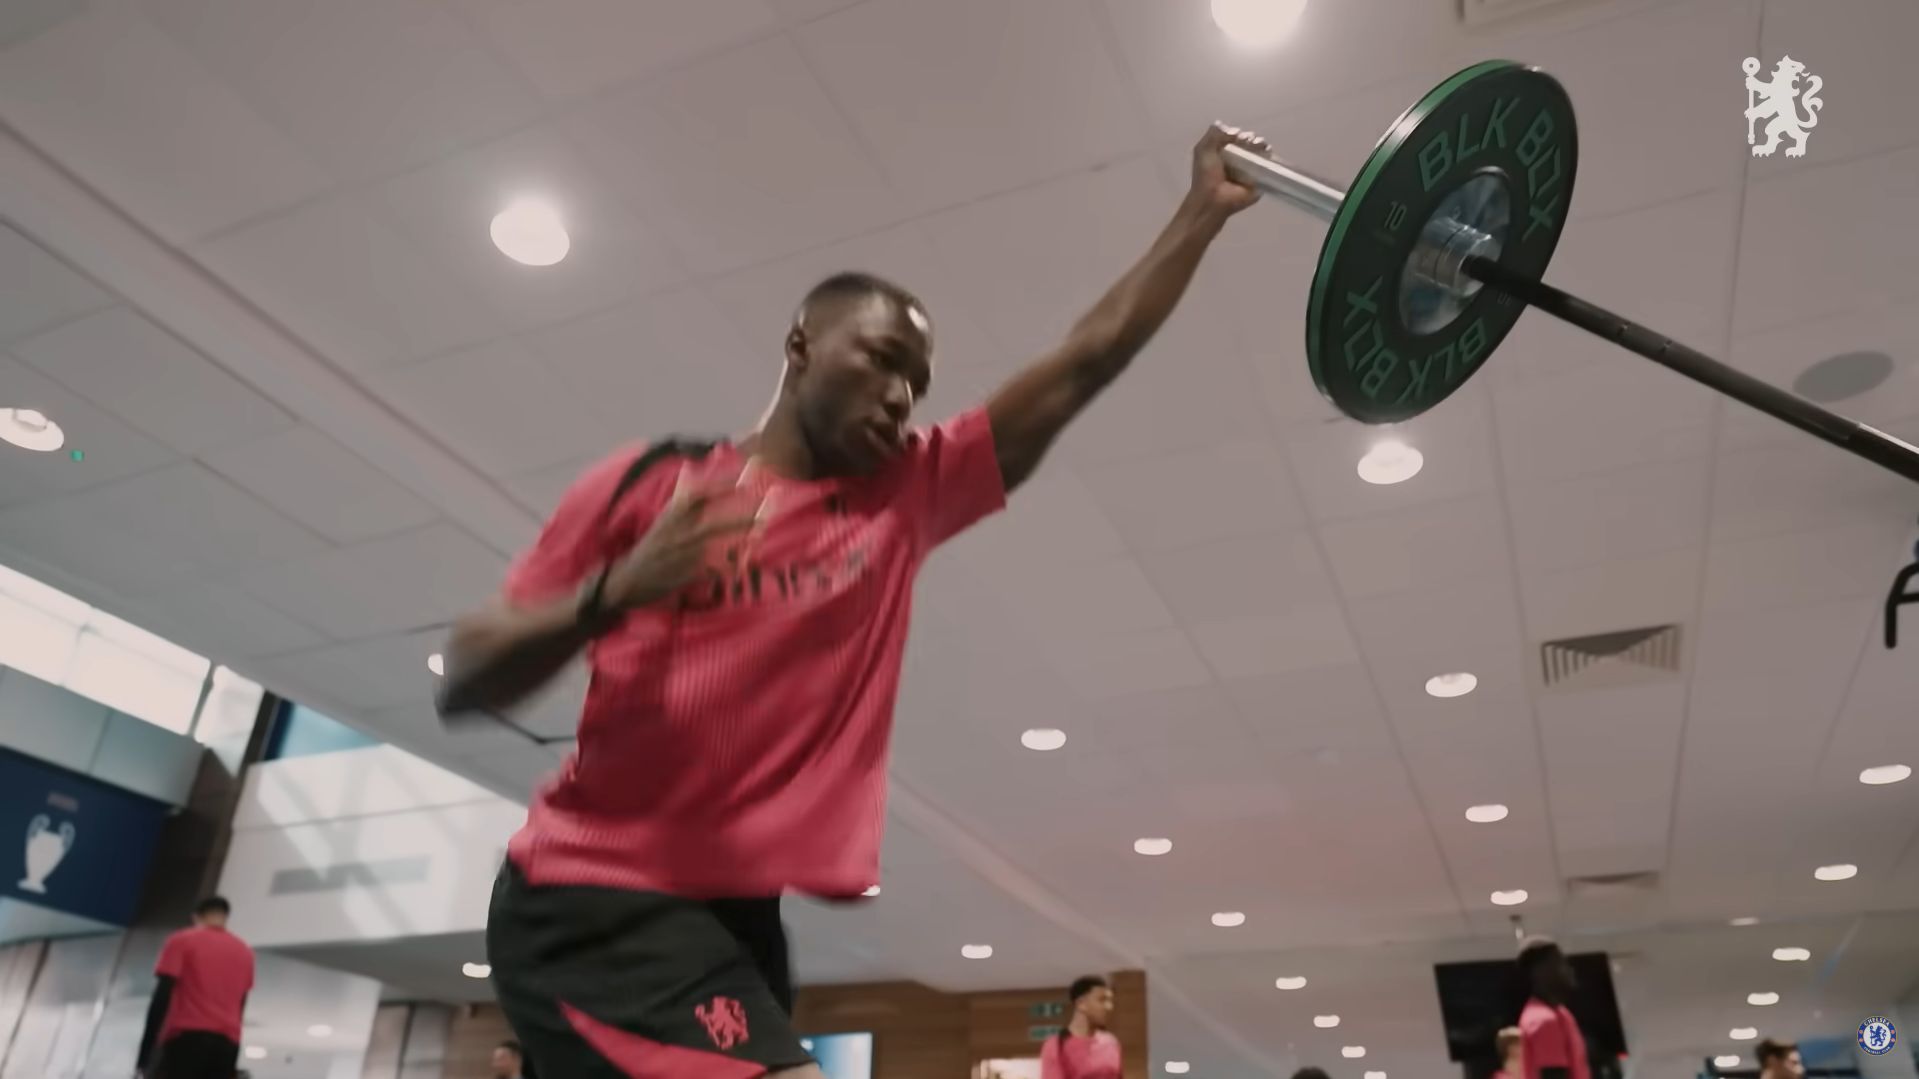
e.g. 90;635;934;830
19;814;75;894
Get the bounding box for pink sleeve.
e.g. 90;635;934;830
1523;1010;1570;1071
904;408;1006;548
154;934;183;978
1038;1035;1061;1079
504;446;658;606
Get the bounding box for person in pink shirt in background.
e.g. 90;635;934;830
1040;976;1122;1079
1517;939;1590;1079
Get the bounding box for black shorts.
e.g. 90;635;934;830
154;1030;239;1079
487;862;814;1079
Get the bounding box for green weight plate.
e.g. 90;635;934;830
1306;61;1579;424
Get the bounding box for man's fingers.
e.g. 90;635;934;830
692;514;761;541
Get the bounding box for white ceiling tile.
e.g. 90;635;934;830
1506;458;1712;574
235;522;507;639
0;7;329;242
200;426;440;545
568;35;903;276
1717;301;1919;454
521;288;765;442
1702;522;1907;616
983;555;1173;642
115;580;328;659
250;628;443;713
0;352;181;508
14;307;293;455
464;0;779;101
1188;602;1360;681
1224;662;1391;757
1080;439;1304;553
795;0;1147;212
1735;145;1919;337
1285;386;1499;524
1518;547;1702;645
1318;495;1513;602
370;339;622;479
1538;684;1685;877
1343;572;1527;673
766;0;865;22
0;225;113;347
1756;0;1919;169
1138;530;1336;625
371;125;689;333
1047;627;1211;699
501;454;597;517
948;466;1128;572
0;463;329;596
196;192;508;370
145;0;541;181
1711;428;1919;544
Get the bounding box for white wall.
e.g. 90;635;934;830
218;746;523;949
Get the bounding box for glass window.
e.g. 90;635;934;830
264;703;379;760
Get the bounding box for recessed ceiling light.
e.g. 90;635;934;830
1715;1056;1741;1069
1814;863;1858;881
1358;439;1423;485
1314;1015;1340;1029
1426;672;1477;698
0;408;65;452
1730;916;1760;927
427;652;445;677
245;1047;268;1061
1465;803;1509;823
961;944;993;960
1212;911;1247;927
1730;1027;1758;1041
863;885;881;898
1365;1072;1388;1079
1134;837;1173;856
1342;1046;1367;1060
1275;976;1307;991
307;1024;333;1038
1772;947;1810;962
1747;992;1779;1006
1210;0;1309;46
490;197;570;267
1022;728;1067;751
1165;1064;1191;1075
462;962;491;979
1860;764;1911;786
1490;889;1529;906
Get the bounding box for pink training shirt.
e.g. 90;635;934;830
502;408;1005;899
154;926;254;1044
1040;1031;1123;1079
1519;998;1591;1079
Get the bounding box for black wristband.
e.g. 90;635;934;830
576;565;612;631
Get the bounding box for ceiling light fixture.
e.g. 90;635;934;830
1860;764;1911;786
1730;1027;1758;1041
0;408;65;452
1358;439;1423;485
961;944;993;959
1730;916;1759;927
1748;992;1779;1006
1490;889;1529;906
1772;947;1810;962
1212;911;1247;927
1814;863;1858;881
427;653;445;677
1365;1073;1388;1079
1275;976;1307;991
462;962;491;979
489;197;570;267
1426;672;1477;698
1465;803;1509;823
1715;1057;1741;1069
1134;837;1173;856
1022;728;1067;751
1165;1064;1191;1076
1314;1015;1340;1029
1210;0;1309;47
1342;1046;1367;1060
307;1024;333;1038
863;885;881;897
245;1047;269;1061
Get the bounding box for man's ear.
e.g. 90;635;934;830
785;324;809;372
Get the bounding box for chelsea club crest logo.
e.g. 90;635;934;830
1858;1016;1897;1056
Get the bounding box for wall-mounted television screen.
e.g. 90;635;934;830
800;1032;874;1079
1433;952;1628;1076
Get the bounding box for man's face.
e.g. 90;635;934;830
1078;986;1116;1028
791;295;932;475
1765;1049;1805;1079
490;1046;522;1078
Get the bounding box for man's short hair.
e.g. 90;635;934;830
1067;974;1109;1002
1517;935;1560;974
195;896;231;917
1290;1069;1331;1079
1758;1039;1798;1066
796;271;926;332
1497;1026;1523;1057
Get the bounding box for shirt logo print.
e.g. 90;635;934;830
695;995;750;1051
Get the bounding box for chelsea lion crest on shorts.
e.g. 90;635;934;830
1859;1016;1897;1056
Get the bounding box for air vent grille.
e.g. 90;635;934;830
1540;625;1682;690
1565;870;1661;897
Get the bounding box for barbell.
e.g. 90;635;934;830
1219;60;1919;483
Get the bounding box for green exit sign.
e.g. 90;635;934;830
1027;1002;1064;1020
1027;1025;1062;1042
